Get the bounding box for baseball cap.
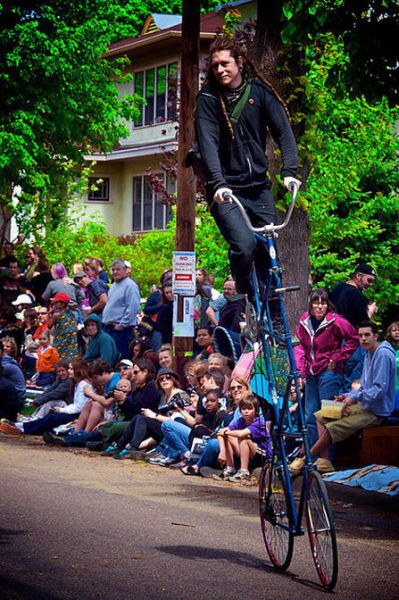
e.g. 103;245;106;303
12;294;33;306
119;359;133;368
73;271;86;279
354;263;376;277
50;292;71;304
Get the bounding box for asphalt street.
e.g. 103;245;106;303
1;434;399;600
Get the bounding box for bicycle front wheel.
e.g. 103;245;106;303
306;470;338;591
259;462;294;571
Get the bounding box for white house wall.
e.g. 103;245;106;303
78;155;171;237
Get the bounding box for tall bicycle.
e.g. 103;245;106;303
225;185;338;591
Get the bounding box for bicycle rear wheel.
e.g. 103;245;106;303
259;462;294;571
306;470;338;590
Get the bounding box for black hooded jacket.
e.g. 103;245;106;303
195;78;298;194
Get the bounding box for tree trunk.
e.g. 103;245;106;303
253;1;311;330
277;207;310;331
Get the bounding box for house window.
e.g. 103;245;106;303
87;177;110;202
132;174;174;232
133;62;178;127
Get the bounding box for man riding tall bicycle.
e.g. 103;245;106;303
195;37;301;298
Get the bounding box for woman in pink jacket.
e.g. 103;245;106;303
294;288;359;444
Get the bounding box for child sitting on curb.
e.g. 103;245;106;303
215;394;272;481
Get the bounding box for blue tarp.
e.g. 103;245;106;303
322;464;399;496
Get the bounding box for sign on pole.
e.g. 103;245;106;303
172;251;196;295
172;251;195;340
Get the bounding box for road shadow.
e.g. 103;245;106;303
0;527;28;545
156;544;324;592
0;576;66;600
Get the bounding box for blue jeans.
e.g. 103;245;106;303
150;330;162;352
104;325;133;359
161;420;191;458
305;370;343;446
64;430;102;447
342;346;366;392
196;438;220;468
23;412;79;435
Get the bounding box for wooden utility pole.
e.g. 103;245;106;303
173;0;201;373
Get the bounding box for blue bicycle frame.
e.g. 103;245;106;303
230;185;314;534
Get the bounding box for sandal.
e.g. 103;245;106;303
180;464;199;476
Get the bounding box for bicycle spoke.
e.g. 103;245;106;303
306;471;338;590
259;463;293;571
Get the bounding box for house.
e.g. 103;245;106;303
79;12;224;237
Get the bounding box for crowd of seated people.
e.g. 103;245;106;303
0;243;397;479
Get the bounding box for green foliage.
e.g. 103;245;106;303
34;202;228;297
302;35;399;316
114;202;229;294
280;0;399;105
0;1;142;242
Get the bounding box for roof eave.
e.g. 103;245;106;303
106;30;216;58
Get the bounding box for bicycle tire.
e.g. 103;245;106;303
259;462;294;571
306;470;338;591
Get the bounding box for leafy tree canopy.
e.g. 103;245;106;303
0;1;141;241
281;0;399;105
302;34;399;322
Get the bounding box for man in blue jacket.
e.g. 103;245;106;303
290;321;396;474
195;37;300;297
0;340;26;403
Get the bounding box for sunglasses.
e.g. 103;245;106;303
119;366;131;371
230;385;243;391
159;374;172;382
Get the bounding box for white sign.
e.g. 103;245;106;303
172;251;196;294
173;295;194;338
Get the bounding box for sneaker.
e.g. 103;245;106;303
101;444;118;457
86;441;105;452
212;466;236;481
148;454;168;465
43;431;66;446
289;456;305;476
315;458;335;473
0;422;22;435
157;456;179;467
228;468;250;482
113;448;131;460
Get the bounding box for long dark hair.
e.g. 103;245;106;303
134;358;156;382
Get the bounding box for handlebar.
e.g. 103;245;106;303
223;182;299;234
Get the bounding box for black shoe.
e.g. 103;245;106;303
100;444;118;457
113;449;132;460
43;431;66;446
86;441;105;452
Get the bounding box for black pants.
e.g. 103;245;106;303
116;414;163;451
0;396;22;422
208;184;276;295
